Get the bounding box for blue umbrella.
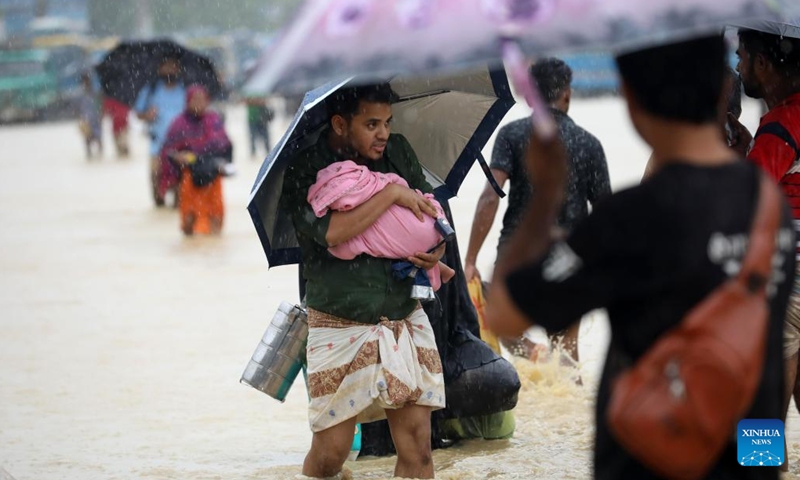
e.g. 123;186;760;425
248;67;514;267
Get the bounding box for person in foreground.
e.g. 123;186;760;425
464;57;610;366
485;35;794;479
281;83;446;480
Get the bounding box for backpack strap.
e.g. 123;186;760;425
477;152;506;198
737;174;782;293
754;122;800;159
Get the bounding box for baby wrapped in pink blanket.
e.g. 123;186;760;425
308;160;455;291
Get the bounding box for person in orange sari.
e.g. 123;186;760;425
161;86;232;235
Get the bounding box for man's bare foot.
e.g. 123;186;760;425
527;341;549;362
295;465;352;479
500;337;548;362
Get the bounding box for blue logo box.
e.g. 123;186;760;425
738;419;784;467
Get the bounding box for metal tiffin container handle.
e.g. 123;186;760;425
240;301;309;402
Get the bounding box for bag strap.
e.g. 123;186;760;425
477;152;507;198
754;122;800;179
736;174;782;293
754;122;799;157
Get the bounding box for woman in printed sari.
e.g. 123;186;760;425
161;85;232;235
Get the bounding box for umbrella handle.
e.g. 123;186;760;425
501;40;557;140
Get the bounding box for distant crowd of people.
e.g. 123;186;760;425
77;54;276;237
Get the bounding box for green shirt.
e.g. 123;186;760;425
281;130;434;324
247;103;271;124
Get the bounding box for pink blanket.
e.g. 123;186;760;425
308;160;446;290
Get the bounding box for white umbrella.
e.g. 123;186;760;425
733;14;800;38
250;0;800;95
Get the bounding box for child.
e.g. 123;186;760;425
103;97;130;158
308;160;455;290
78;73;103;159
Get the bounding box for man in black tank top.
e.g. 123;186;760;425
485;35;794;479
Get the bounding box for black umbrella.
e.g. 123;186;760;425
95;39;223;106
248;67;513;268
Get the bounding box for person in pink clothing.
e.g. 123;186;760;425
308;159;455;290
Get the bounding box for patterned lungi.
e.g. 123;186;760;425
306;307;445;433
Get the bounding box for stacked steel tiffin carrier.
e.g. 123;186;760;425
240;301;308;402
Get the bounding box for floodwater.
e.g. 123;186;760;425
1;98;799;480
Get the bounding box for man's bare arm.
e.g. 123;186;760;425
464;169;509;280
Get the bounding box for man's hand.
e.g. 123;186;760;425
409;242;445;270
390;184;438;221
551;226;567;241
464;261;481;281
173;151;196;165
140;107;158;123
727;113;753;157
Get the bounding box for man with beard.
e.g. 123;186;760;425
280;83;446;480
135;55;188;207
728;28;800;470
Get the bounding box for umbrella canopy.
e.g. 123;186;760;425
250;0;799;94
733;14;800;38
95;39;223;106
248;67;514;267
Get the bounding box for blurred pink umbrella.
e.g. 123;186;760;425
247;0;799;96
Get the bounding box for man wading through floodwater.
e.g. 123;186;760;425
281;84;446;480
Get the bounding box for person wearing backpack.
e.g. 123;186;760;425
486;34;795;480
727;29;800;470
